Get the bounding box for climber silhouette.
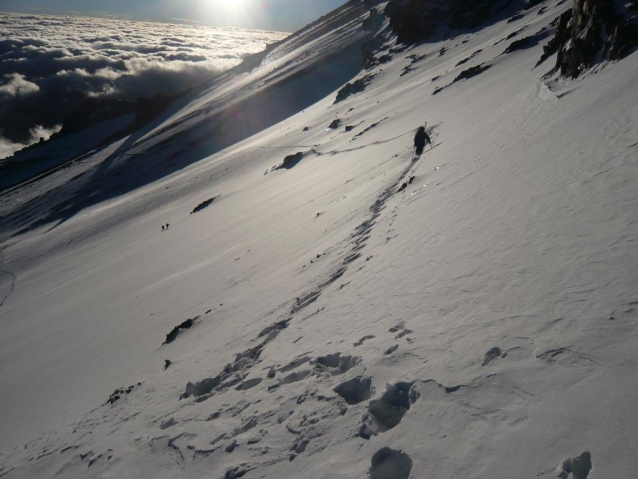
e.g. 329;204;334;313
414;125;432;155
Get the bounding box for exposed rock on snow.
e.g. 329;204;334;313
354;335;375;346
550;0;638;77
385;0;525;43
456;49;483;66
537;11;572;67
334;74;376;103
327;119;342;130
503;29;552;54
453;63;493;81
401;53;427;76
190;196;220;214
105;383;141;405
163;317;198;344
278;152;305;169
433;63;492;95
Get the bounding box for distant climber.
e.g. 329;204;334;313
166;223;170;230
414;125;432;155
162;225;165;232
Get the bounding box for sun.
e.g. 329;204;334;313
199;0;256;27
219;0;250;15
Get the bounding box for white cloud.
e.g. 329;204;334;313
0;11;288;153
0;73;40;97
0;124;61;159
0;138;22;159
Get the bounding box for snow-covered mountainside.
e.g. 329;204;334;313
1;0;637;478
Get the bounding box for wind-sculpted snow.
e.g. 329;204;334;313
1;0;638;478
0;12;288;157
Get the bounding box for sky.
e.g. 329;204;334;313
0;0;349;32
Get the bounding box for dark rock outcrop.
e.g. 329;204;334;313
536;12;572;67
334;75;375;103
433;63;492;95
105;383;141;405
279;152;304;169
549;0;638;77
327;119;342;130
385;0;522;44
503;29;552;54
191;196;220;215
607;19;638;60
164;317;198;344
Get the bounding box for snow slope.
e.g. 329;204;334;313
1;0;637;478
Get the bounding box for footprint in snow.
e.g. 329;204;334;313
369;448;413;479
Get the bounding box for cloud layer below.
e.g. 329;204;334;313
0;12;288;159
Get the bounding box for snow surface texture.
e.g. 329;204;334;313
1;0;637;478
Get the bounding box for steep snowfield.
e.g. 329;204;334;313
0;0;373;235
1;1;637;478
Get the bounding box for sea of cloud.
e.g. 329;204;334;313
0;12;288;159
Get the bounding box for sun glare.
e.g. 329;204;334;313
219;0;249;15
223;0;247;12
199;0;256;26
